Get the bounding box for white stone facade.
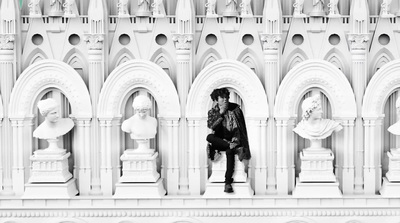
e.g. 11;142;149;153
0;0;399;222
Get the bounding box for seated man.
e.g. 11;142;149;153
206;88;251;193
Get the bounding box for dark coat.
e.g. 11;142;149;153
207;102;251;161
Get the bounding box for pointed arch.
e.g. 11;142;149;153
150;48;176;84
110;48;135;70
197;48;222;71
24;48;48;68
63;48;89;86
371;48;394;74
237;48;262;75
323;48;349;76
284;48;308;74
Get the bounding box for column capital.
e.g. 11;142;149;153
172;34;193;50
348;33;370;51
260;33;281;50
0;34;15;50
84;34;104;50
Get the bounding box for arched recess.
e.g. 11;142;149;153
186;59;269;195
324;48;350;81
150;49;176;86
284;49;308;76
197;48;222;73
110;48;135;71
362;59;400;194
23;48;48;70
97;59;181;196
370;48;394;80
9;59;92;196
274;59;356;195
237;48;262;76
63;48;89;87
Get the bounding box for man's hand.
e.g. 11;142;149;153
219;102;228;114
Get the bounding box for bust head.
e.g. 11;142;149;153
301;95;322;121
37;98;59;123
132;95;152;119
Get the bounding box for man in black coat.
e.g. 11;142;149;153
206;88;251;193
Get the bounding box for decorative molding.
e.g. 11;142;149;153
362;59;400;118
172;34;193;50
9;59;92;119
186;59;268;119
275;59;357;119
98;59;180;119
0;34;15;50
348;34;370;50
260;33;281;50
84;34;104;50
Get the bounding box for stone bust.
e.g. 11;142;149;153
388;97;400;136
121;95;157;140
33;98;74;140
293;95;342;149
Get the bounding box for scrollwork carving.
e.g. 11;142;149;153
348;34;369;50
172;34;193;50
260;34;281;50
84;34;104;50
0;34;15;50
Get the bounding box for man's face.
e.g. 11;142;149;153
310;106;323;120
135;108;148;119
217;95;229;107
46;108;59;123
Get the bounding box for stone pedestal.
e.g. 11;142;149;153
385;149;400;182
23;178;78;198
292;178;342;198
299;149;336;182
203;179;254;198
114;150;165;198
24;148;78;198
293;148;341;198
29;149;72;183
380;177;400;197
208;152;247;183
114;179;166;198
119;149;160;182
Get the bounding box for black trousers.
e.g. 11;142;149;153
206;134;235;184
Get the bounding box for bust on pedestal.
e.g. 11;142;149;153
381;97;400;197
292;95;342;198
114;95;165;198
24;98;78;198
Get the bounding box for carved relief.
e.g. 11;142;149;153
84;34;104;50
260;34;281;50
0;34;15;50
348;34;369;50
172;34;193;50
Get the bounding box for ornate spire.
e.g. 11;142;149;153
175;0;194;34
350;0;368;34
348;0;369;50
88;0;106;34
260;0;281;51
0;0;18;34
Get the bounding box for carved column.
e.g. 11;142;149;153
276;118;289;194
348;33;369;194
84;33;104;195
261;33;281;195
76;118;92;195
172;33;193;195
163;118;180;195
341;118;355;194
10;118;24;195
0;34;15;195
99;118;113;196
187;118;202;195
